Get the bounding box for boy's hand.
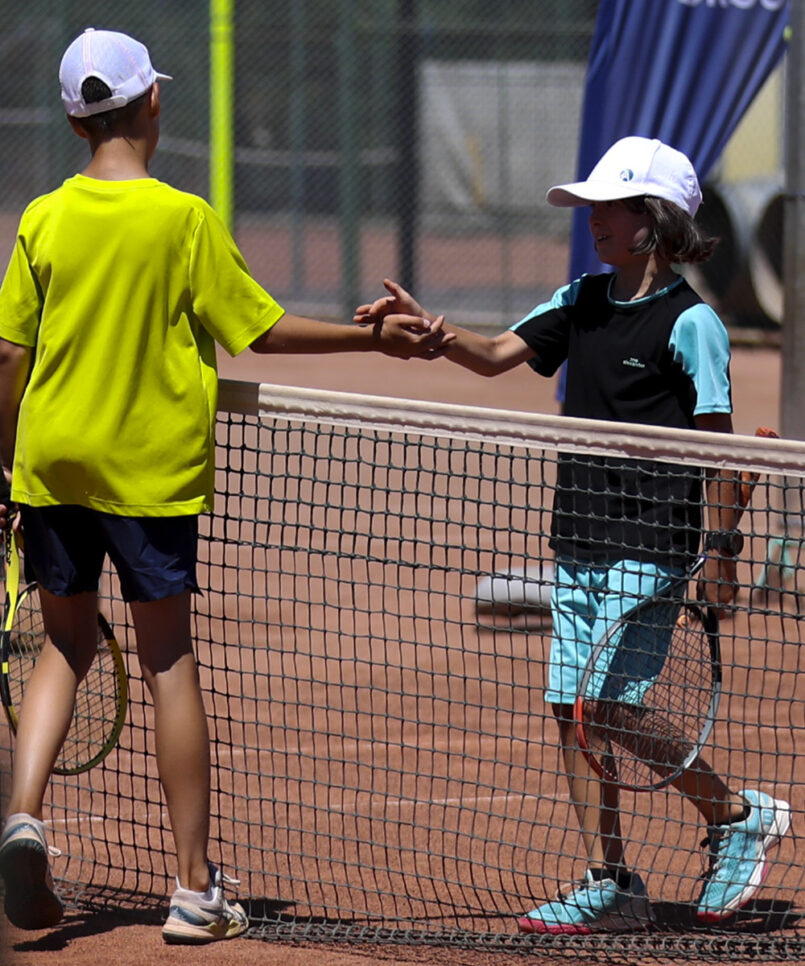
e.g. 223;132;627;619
698;553;738;618
0;469;14;531
355;278;433;325
373;313;455;359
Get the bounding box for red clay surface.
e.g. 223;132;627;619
3;342;798;966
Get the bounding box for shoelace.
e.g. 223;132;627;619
699;826;725;878
554;876;596;902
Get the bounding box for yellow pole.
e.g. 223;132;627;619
210;0;234;231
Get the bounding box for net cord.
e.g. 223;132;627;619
219;379;805;478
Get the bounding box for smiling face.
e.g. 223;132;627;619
588;199;652;268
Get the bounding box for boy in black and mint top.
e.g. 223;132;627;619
515;271;731;568
356;136;792;936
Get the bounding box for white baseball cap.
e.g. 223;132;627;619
59;27;171;118
547;136;702;217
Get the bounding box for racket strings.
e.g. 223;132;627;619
5;588;43;715
583;601;716;788
585;701;698;755
60;638;123;772
8;590;124;774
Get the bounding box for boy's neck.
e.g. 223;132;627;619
610;257;678;302
81;137;151;181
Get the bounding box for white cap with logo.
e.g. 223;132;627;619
59;27;172;118
546;136;702;217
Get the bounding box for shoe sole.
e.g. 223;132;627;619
517;895;652;935
0;838;63;930
697;798;792;923
162;918;248;944
162;903;249;945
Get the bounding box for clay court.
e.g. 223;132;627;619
2;340;803;966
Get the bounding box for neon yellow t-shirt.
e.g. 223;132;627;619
0;175;284;515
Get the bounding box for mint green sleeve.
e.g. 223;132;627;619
669;304;732;415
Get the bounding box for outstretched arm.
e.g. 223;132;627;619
250;310;454;360
355;278;536;376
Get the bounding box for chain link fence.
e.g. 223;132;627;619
0;1;785;333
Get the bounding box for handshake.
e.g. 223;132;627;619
354;278;454;360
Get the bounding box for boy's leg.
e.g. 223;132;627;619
0;588;99;930
7;588;100;815
129;592;211;892
555;704;625;873
129;592;248;943
595;562;791;921
519;561;650;934
518;702;648;935
672;761;792;921
553;559;664;871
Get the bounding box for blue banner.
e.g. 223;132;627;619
555;0;789;403
569;0;790;282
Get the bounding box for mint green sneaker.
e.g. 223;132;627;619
0;812;63;930
517;871;651;934
697;789;792;923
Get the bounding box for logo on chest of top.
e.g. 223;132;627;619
623;357;646;369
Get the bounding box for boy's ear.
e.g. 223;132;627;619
149;83;161;118
67;115;90;141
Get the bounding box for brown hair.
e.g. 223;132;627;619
623;196;718;265
73;76;149;136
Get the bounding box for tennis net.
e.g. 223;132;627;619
1;379;804;961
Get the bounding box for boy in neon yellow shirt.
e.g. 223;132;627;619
0;28;451;944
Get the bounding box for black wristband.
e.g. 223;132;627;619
704;530;744;556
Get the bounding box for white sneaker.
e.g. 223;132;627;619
0;812;63;930
162;862;248;944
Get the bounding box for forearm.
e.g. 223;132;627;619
694;412;741;612
251;313;384;354
251;311;454;359
440;324;534;376
704;470;742;532
695;412;741;533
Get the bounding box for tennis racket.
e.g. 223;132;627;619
0;517;128;776
573;426;777;791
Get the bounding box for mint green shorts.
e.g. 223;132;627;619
546;557;684;706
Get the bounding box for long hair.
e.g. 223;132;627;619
624;196;719;265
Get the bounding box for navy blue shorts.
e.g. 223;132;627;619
19;505;199;603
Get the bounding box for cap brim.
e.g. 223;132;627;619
155;71;172;82
546;181;647;208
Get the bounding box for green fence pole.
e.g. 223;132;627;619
338;0;360;318
290;1;307;297
396;0;419;296
210;0;234;231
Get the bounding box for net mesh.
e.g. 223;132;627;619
1;379;803;962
